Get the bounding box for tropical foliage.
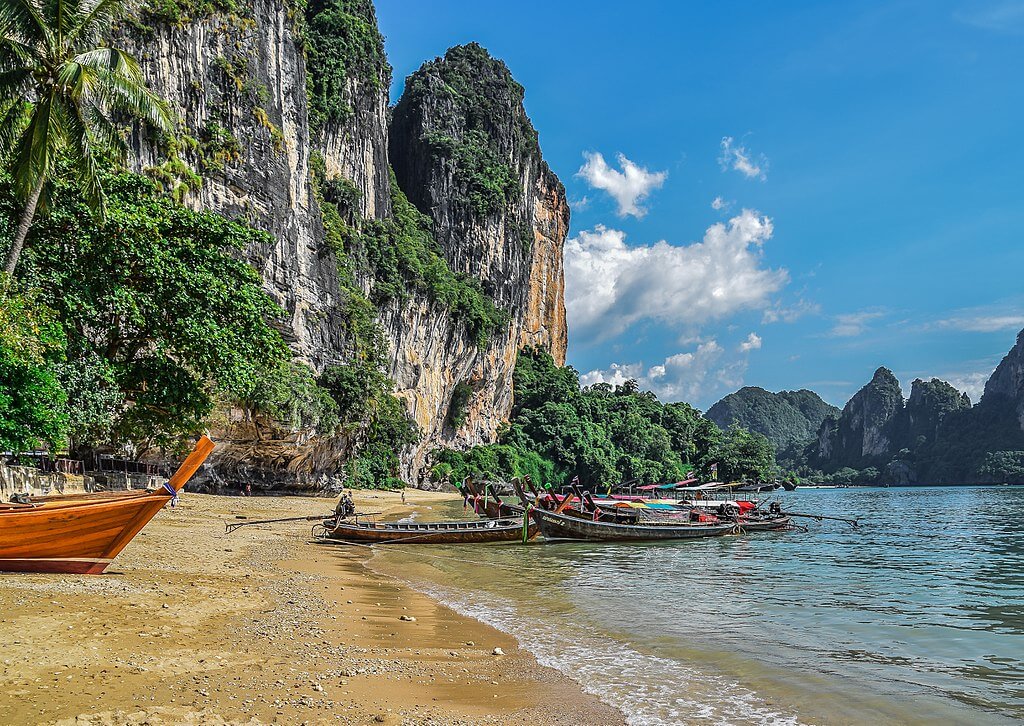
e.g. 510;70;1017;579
432;348;775;490
0;0;172;275
6;167;288;450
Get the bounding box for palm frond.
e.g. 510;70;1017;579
10;90;62;202
0;0;51;51
82;98;126;158
65;0;127;47
0;67;31;98
0;37;43;67
60;97;106;218
0;98;30;156
91;66;173;133
74;46;142;83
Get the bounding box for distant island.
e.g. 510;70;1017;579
704;329;1024;485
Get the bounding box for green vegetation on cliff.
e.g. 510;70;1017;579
432;349;775;489
393;43;537;219
312;154;507;348
301;0;390;129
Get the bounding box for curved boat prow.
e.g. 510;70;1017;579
166;435;216;495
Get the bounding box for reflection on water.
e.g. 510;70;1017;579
368;487;1024;725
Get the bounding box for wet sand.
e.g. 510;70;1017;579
0;490;623;725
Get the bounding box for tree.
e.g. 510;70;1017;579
0;284;67;451
13;168;288;450
0;0;172;275
701;424;775;482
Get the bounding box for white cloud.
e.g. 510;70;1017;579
935;314;1024;333
939;370;993;404
739;332;762;352
569;195;590;212
580;340;748;404
762;299;821;324
711;196;732;211
829;311;884;337
564;209;788;341
576;152;667;218
719;136;768;180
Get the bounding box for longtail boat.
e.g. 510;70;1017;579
527;506;735;542
318;515;537;545
0;436;215;574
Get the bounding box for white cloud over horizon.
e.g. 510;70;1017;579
564;209;788;341
579;339;751;404
576;152;667;218
934;313;1024;333
719;136;768;180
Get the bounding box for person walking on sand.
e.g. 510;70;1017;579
401;490;406;504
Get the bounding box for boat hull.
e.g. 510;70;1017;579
321;517;537;545
0;436;215;574
735;515;791;532
0;492;172;574
531;508;735;542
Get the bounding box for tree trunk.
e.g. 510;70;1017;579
3;175;46;277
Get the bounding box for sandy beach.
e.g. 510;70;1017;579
0;490;623;725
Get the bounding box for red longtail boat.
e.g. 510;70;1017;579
0;436;215;574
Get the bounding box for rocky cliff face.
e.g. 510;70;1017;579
981;330;1024;431
904;378;971;445
807;338;1024;483
814;367;904;468
384;44;568;480
126;0;348;369
125;4;568;490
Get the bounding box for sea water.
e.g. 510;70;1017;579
368;487;1024;725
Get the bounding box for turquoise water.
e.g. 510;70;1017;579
369;487;1024;725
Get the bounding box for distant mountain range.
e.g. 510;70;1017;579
707;329;1024;484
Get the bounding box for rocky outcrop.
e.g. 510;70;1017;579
904;378;971;446
124;1;347;369
981;329;1024;431
126;5;568;490
807;335;1024;483
814;367;904;468
381;43;568;481
389;43;568;364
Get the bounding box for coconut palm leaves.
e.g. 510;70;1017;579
0;0;172;275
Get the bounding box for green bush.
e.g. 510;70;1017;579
0;284;68;452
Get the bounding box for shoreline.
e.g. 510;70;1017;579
0;491;623;725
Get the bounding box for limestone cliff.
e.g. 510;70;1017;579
811;367;904;469
981;329;1024;431
125;3;568;490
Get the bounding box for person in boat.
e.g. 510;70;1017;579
334;491;355;520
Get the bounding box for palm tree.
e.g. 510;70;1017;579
0;0;172;276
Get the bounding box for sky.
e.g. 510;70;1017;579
375;0;1024;409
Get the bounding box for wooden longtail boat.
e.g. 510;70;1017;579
734;515;791;531
528;507;736;542
318;516;538;545
0;436;215;574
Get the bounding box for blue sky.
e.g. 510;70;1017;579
375;0;1024;409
